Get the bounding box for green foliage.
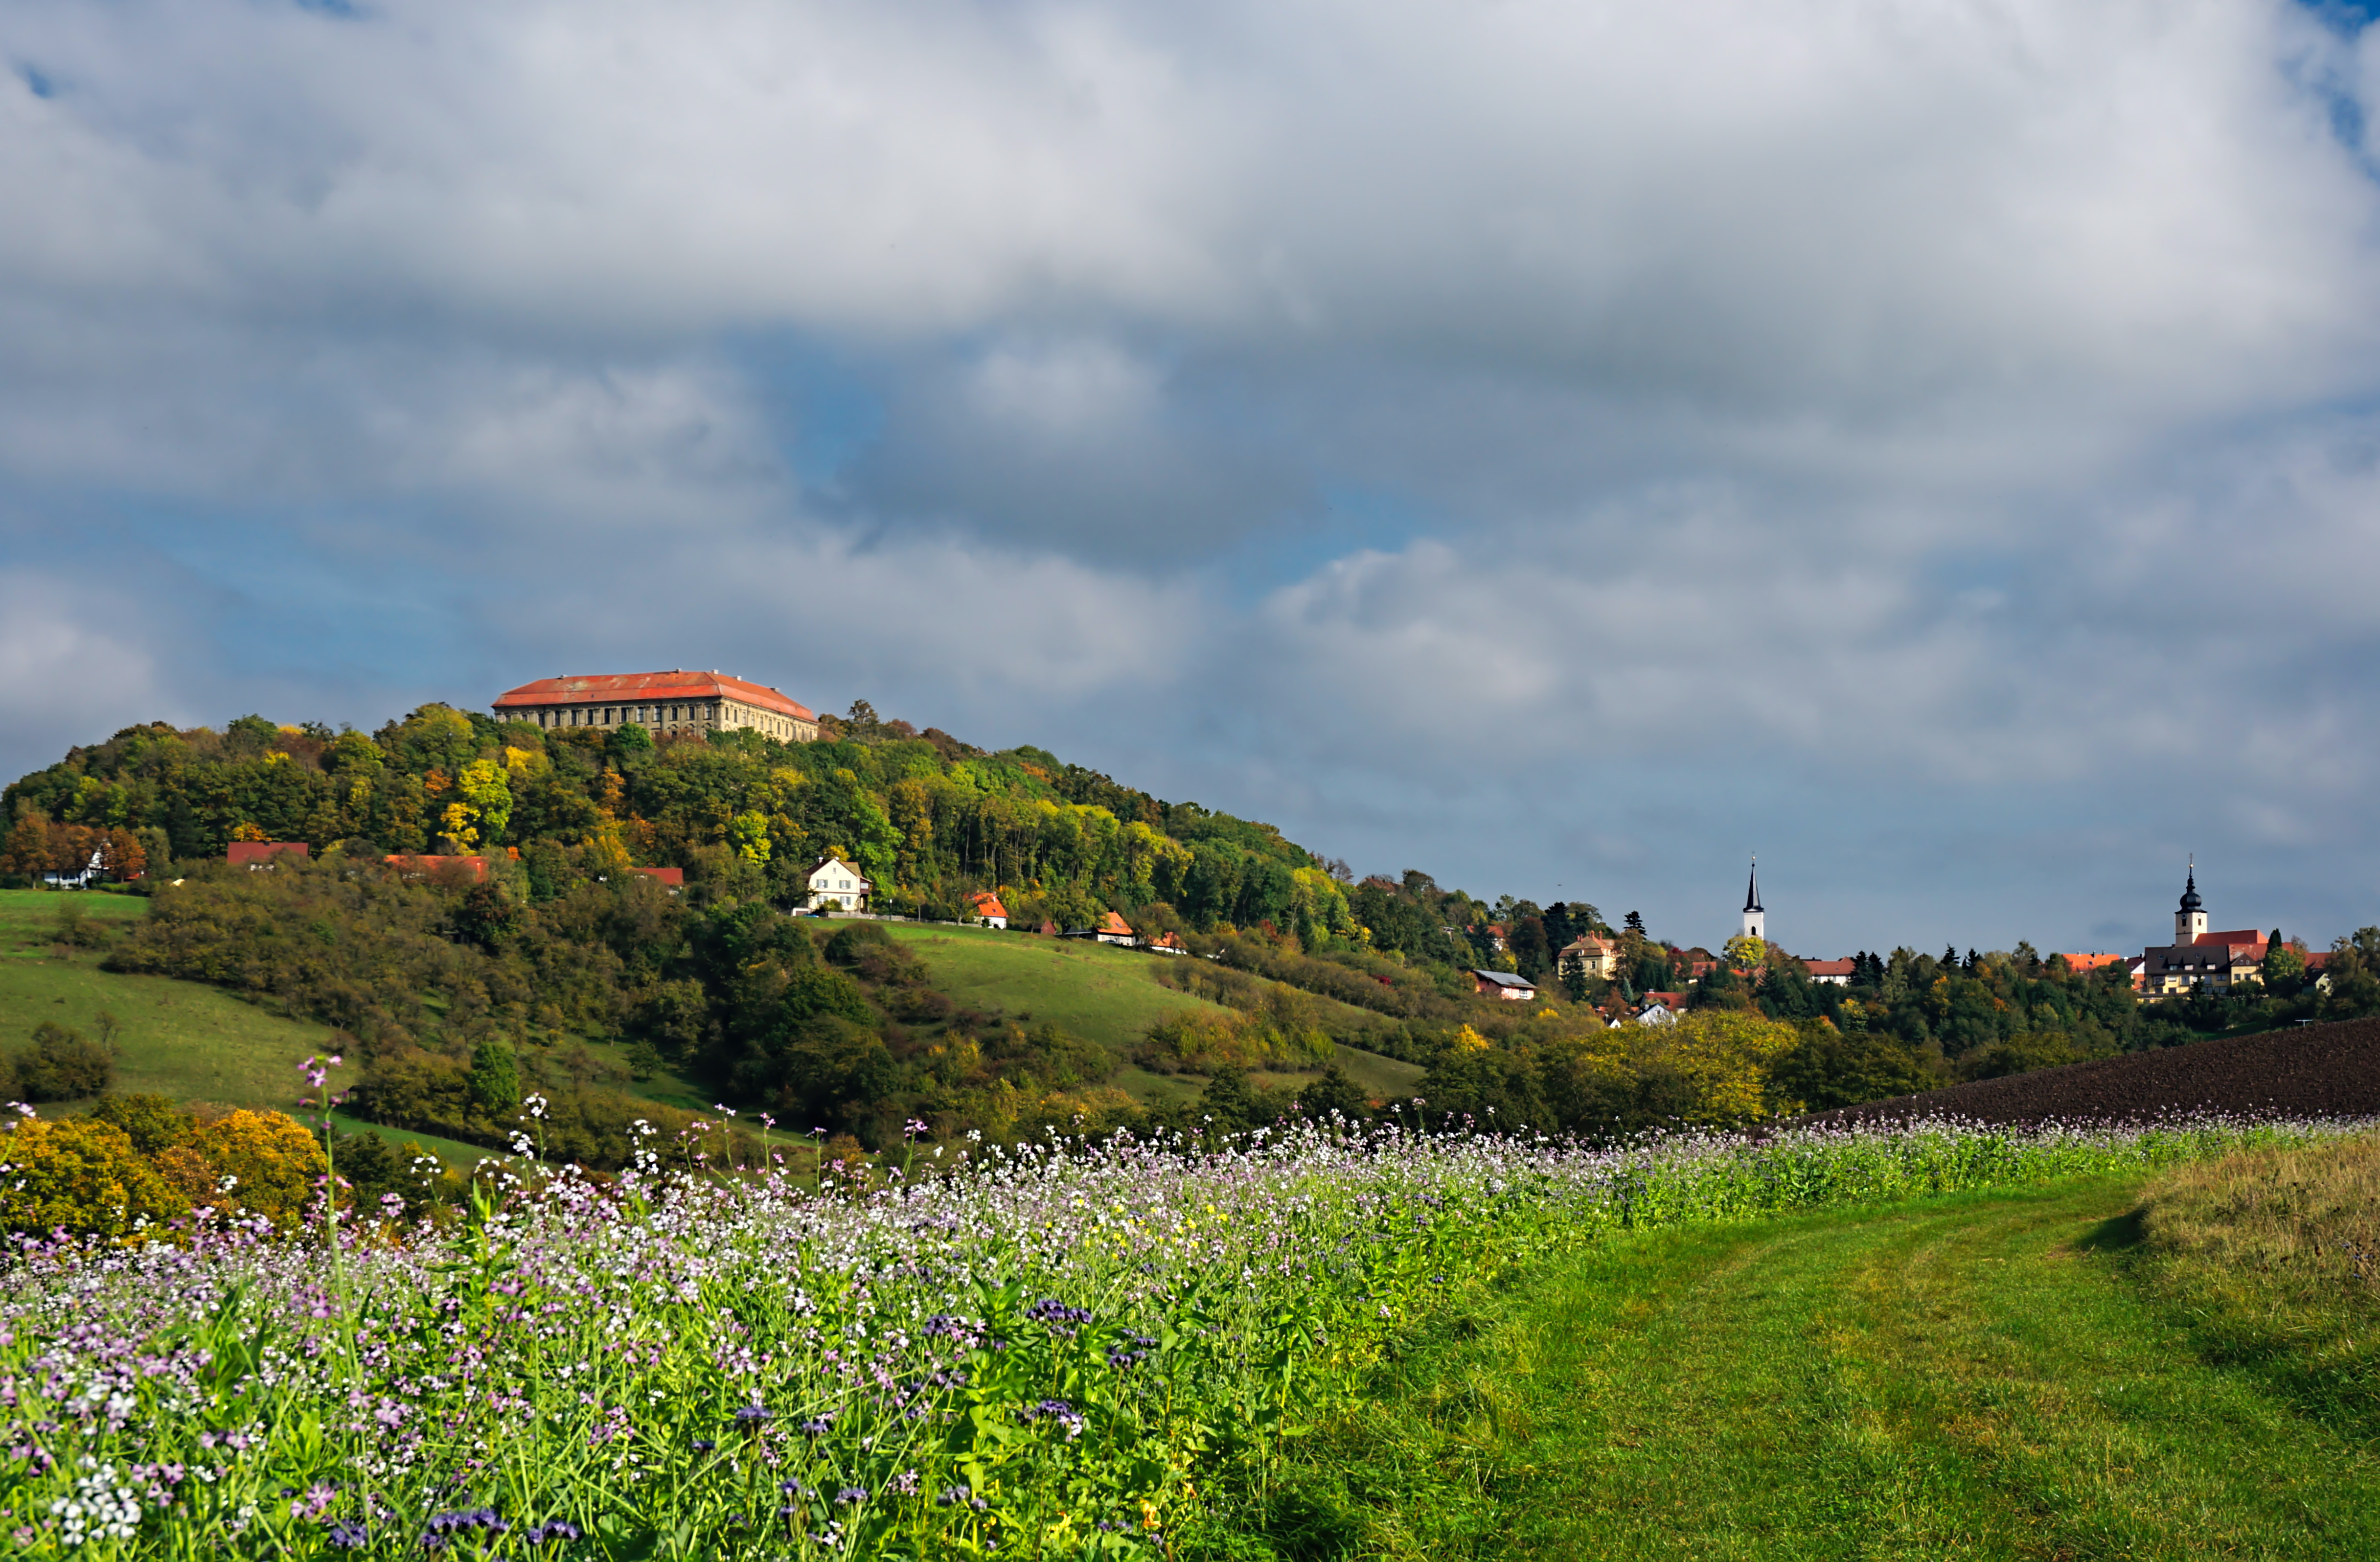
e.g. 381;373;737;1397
9;1021;115;1102
466;1040;520;1117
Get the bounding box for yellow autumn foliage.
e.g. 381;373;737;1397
0;1118;188;1239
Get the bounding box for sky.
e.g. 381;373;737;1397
5;0;2380;957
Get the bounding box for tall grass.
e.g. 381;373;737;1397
0;1111;2366;1559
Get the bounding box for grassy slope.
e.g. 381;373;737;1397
879;922;1425;1101
1254;1174;2380;1560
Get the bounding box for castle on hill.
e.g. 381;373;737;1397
491;669;820;744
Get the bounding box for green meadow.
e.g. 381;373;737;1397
1252;1169;2380;1560
878;919;1425;1102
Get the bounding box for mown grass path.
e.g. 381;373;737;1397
1282;1176;2380;1560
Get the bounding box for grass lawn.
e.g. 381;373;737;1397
0;948;337;1108
0;886;148;946
879;922;1233;1050
1255;1173;2380;1560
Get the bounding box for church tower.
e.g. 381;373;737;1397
2174;859;2207;944
1740;857;1765;942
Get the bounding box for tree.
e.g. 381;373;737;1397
467;1040;521;1119
171;1109;329;1229
1559;950;1590;1003
1723;934;1766;970
89;1093;193;1155
1625;910;1646;935
1293;1063;1372;1126
2;808;52;876
728;810;773;865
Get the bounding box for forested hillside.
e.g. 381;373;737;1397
0;702;1357;942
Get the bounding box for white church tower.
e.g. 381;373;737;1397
1740;857;1765;942
2175;858;2207;944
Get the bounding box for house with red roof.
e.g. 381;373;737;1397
492;670;819;744
967;891;1008;929
1802;957;1856;986
1145;931;1189;955
385;854;489;882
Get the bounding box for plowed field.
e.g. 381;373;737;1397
1804;1016;2380;1126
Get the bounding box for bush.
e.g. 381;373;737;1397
177;1109;329;1230
89;1092;195;1155
0;1118;188;1238
14;1022;114;1102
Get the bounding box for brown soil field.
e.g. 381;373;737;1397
1801;1017;2380;1127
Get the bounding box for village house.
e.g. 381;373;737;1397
1094;910;1137;946
1472;969;1537;1001
1145;931;1189;955
1556;934;1619;980
1802;958;1856;986
807;856;871;912
1633;991;1685;1026
492;670;820;744
967;891;1008;929
385;854;489;881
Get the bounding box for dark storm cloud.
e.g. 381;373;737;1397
3;0;2380;950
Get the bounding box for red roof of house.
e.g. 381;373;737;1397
385;854;489;881
1148;931;1187;950
1098;910;1134;936
1803;958;1856;977
2192;929;2267;949
227;841;309;865
969;891;1008;919
2058;952;2128;972
629;866;684;887
1643;991;1684;1008
492;670;816;722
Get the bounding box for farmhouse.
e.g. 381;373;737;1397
807;857;871;912
1803;958;1856;986
1473;969;1537;1001
967;891;1009;929
493;670;819;744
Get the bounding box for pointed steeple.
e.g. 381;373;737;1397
1743;855;1762;914
2178;856;2202;914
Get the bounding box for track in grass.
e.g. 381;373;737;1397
1266;1175;2380;1560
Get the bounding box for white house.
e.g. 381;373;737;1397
1094;910;1137;946
1634;1001;1679;1027
806;856;872;912
967;891;1008;929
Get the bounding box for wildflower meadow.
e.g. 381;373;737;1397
0;1087;2364;1560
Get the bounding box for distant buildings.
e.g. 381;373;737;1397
1472;969;1538;1001
1740;858;1764;942
968;891;1008;929
493;670;820;744
2135;865;2269;996
1803;958;1856;986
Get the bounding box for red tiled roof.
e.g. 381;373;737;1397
227;841;308;865
1148;931;1188;950
493;670;816;722
2058;952;2128;972
1643;991;1684;1008
629;866;684;887
385;854;489;881
2192;929;2267;949
1098;910;1134;936
969;891;1008;919
1803;958;1856;977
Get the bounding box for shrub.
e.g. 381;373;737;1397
15;1022;114;1101
0;1118;188;1238
178;1109;329;1229
89;1092;195;1155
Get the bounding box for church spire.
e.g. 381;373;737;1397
1743;855;1762;913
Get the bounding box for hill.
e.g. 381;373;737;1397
1800;1016;2380;1127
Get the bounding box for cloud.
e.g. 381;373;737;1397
3;0;2380;949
